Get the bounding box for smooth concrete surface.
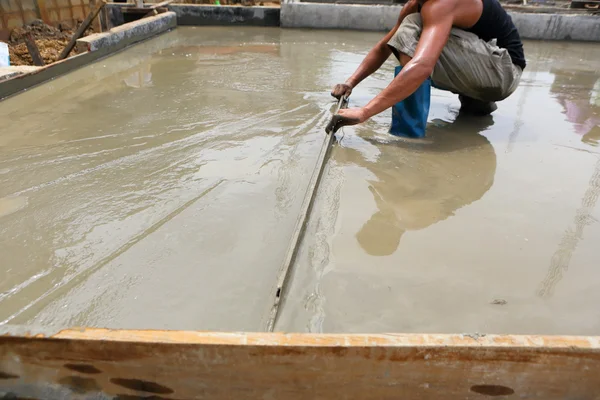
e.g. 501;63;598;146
281;2;600;40
76;12;177;53
0;27;334;332
2;28;600;336
170;5;280;26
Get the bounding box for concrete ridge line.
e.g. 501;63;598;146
265;96;348;332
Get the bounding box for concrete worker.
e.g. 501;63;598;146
328;0;526;137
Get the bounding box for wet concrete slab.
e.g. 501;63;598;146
276;39;600;335
2;28;600;335
0;27;337;331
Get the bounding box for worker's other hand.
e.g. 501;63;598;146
331;83;353;100
325;107;367;134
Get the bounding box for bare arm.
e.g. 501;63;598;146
347;0;419;88
362;0;453;118
331;0;419;98
331;0;455;128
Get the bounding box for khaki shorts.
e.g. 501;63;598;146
387;14;522;102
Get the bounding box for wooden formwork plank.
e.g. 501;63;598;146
0;2;7;32
15;0;26;25
0;0;30;30
89;0;102;31
1;329;599;399
0;0;96;29
34;0;49;22
24;33;45;65
47;0;58;23
67;0;75;21
57;0;104;60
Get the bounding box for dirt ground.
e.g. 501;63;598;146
8;20;94;67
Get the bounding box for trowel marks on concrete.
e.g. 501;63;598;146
0;27;348;331
276;40;600;335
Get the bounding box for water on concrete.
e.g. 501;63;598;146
275;37;600;335
1;28;600;335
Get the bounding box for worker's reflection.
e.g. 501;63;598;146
550;68;600;147
339;114;496;256
124;63;153;88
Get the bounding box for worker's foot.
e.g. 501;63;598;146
459;95;498;116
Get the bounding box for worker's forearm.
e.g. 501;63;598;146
345;45;391;88
363;61;431;118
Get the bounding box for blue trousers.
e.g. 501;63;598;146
390;65;431;138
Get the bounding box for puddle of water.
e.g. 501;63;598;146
276;39;600;335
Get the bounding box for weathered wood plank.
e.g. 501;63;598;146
24;33;45;66
1;329;599;399
58;0;106;60
90;0;103;32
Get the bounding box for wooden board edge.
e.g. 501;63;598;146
3;329;600;399
1;328;590;350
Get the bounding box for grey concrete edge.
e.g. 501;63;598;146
76;11;177;53
281;3;401;31
280;2;600;40
0;13;177;101
169;4;280;26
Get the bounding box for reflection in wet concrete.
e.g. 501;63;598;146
347;115;496;256
551;68;600;147
276;40;600;335
534;67;600;296
124;64;153;89
276;113;497;333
